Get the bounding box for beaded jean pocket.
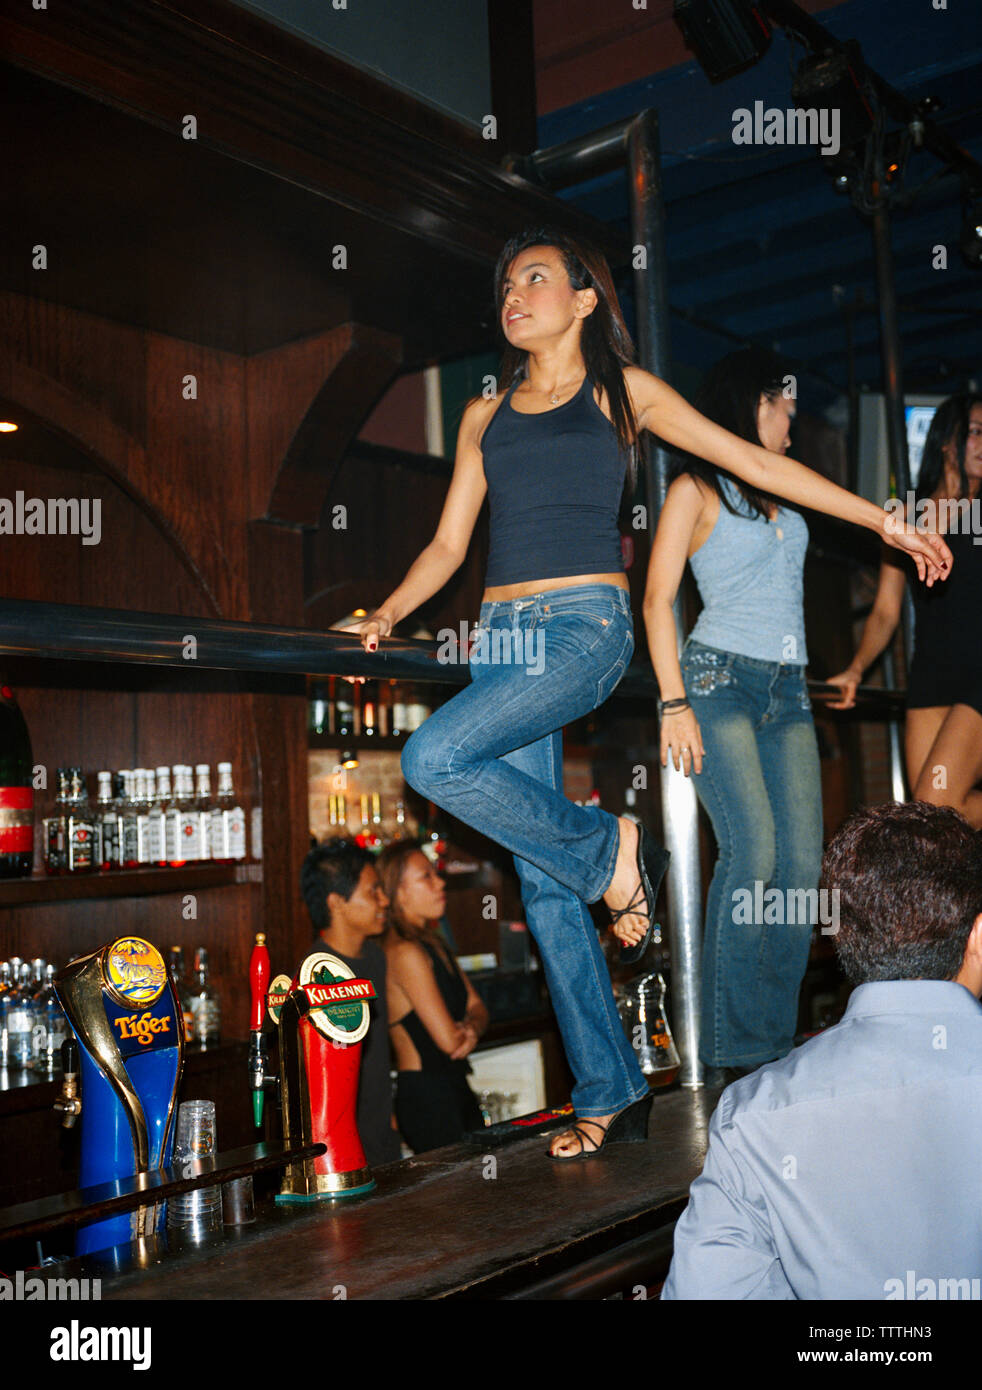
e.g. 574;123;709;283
682;643;735;696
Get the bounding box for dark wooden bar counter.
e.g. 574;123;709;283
38;1087;720;1301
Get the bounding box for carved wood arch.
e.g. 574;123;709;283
0;357;224;616
255;323;403;528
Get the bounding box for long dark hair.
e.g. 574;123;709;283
376;840;433;943
492;227;640;485
670;347;793;520
914;392;982;504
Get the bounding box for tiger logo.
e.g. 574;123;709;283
104;937;167;1006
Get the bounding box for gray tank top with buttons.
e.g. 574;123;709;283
688;476;809;665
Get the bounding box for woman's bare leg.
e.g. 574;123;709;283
910;704;982;828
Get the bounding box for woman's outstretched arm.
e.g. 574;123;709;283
624;367;952;586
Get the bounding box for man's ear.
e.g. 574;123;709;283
968;913;982;961
958;913;982;988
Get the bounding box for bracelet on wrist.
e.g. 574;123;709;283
659;697;691;716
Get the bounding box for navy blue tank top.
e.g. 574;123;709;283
480;374;629;586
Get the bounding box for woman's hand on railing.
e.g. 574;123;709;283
660;706;704;777
879;517;952;586
333;611;393;654
824;667;862;710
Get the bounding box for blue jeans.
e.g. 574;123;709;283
681;640;823;1068
401;583;649;1117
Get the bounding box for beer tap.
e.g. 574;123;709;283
249;932;270;1127
53;1037;82;1128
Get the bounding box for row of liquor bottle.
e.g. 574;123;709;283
326;792;411;850
0;946;222;1075
309;678;435;739
42;763;256;875
0;957;70;1073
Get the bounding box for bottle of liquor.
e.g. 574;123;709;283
167;946;194;1042
335;682;354;739
0;680;35;879
94;771;120;871
66;769;96;874
362;681;377;738
31;963;68;1073
164;766;184;867
406;686;431;732
139;767;161;866
119;770;140;869
135;769;154;865
189;947;221;1044
0;960;12;1069
209;762;246;862
43;767;70;875
151;766;171;867
390;684;408;739
166;766;199;865
194;764;214;862
3;962;36;1070
310;683;328;737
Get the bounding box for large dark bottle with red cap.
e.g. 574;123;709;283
0;679;35;878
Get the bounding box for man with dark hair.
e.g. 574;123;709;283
662;801;982;1300
300;839;402;1167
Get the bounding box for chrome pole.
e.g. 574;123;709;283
628;110;704;1088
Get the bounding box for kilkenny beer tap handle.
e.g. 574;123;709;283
249;933;271;1127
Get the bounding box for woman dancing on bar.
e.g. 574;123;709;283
342;228;949;1158
828;392;982;826
644;348;823;1076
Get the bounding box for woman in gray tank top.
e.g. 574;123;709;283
342;233;950;1158
644;349;826;1075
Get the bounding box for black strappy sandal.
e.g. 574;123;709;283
610;824;670;966
547;1093;654;1161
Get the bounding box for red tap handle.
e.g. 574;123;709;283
250;933;271;1032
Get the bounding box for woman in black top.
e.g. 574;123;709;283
341;227;949;1159
829;393;982;826
377;841;488;1153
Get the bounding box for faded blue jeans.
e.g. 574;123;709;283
681;640;823;1068
402;583;649;1117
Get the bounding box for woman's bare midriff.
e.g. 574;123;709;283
482;571;629;603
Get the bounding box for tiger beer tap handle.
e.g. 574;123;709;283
54;1038;82;1128
249;933;271;1127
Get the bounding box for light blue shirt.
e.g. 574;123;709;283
662;981;982;1300
688;476;809;665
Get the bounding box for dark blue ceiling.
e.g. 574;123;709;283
538;0;982;412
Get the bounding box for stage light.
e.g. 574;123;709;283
672;0;771;83
791;42;874;154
